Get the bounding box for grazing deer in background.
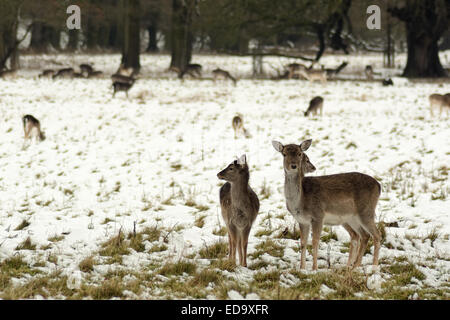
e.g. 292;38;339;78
324;61;348;79
232;114;251;139
52;68;75;79
365;65;381;80
272;139;381;270
80;64;94;78
170;64;202;79
212;68;237;85
382;78;393;86
365;65;374;80
111;72;136;98
304;96;324;117
429;93;450;117
39;69;55;78
217;155;260;267
287;63;308;80
299;68;327;84
22;115;45;148
0;69;18;79
88;70;103;78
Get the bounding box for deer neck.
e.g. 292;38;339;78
230;176;250;208
284;170;304;214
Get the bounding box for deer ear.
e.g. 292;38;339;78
272;141;283;152
237;154;247;165
300;139;312;151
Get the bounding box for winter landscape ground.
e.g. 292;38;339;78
0;52;449;300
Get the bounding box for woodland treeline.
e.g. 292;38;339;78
0;0;449;77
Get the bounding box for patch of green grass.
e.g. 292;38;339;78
194;215;206;228
98;232;129;264
159;277;207;299
198;241;228;259
15;219;30;231
252;270;280;289
321;227;338;243
0;255;41;278
48;234;65;242
81;277;125;299
79;256;96;273
212;226;227;236
276;226;301;240
254;228;273;237
189;269;223;287
251;239;284;259
148;244;168;253
382;261;425;286
128;233;146;252
142;226;162;242
15;237;36;251
158;260;197;277
210;259;236;272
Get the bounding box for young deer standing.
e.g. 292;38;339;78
217;155;260;267
272;140;381;270
304;96;324;117
232;114;251;139
22;115;45;148
429;93;450;117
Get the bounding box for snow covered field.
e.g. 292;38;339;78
0;52;449;299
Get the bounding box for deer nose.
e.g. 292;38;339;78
291;164;297;170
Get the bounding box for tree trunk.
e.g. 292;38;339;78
146;24;158;52
170;0;196;70
389;1;448;78
30;22;51;52
121;0;141;71
402;25;446;77
67;29;79;51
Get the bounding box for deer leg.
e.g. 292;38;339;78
311;220;323;271
228;227;237;265
237;235;245;266
362;219;381;266
343;223;359;267
298;223;310;269
353;227;370;268
242;226;251;267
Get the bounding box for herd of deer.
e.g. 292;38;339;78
7;57;450;271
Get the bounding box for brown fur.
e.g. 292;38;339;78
22;115;45;147
429;93;450;117
305;96;324;117
217;155;260;267
365;65;374;80
212;68;237;85
298;68;327;84
272;140;381;270
52;68;75;79
39;69;55;78
286;63;308;80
